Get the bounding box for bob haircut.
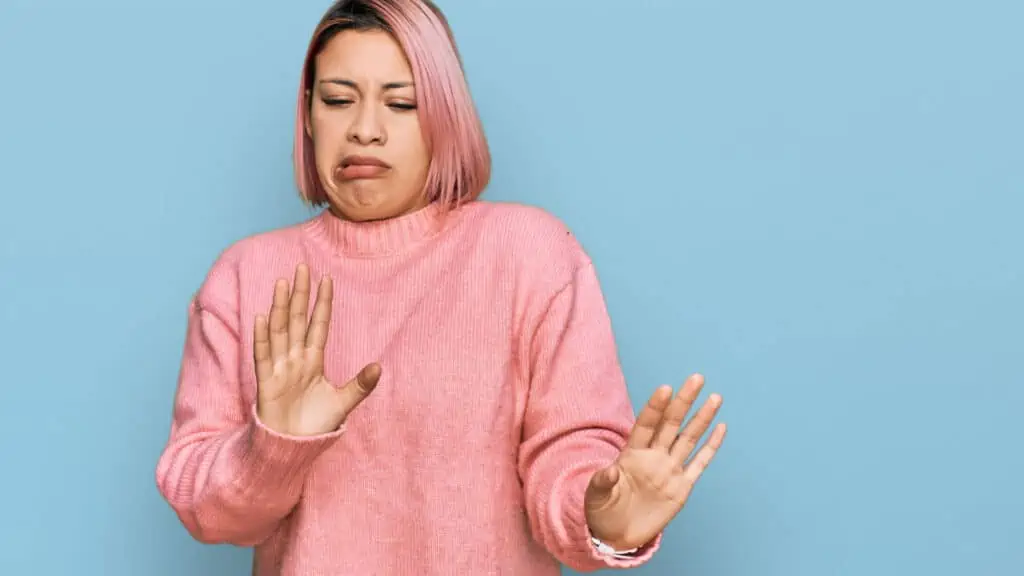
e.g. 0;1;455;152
293;0;491;209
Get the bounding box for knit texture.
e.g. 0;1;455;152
155;200;661;574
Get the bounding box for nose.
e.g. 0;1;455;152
346;101;386;146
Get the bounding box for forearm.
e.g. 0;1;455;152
519;257;662;569
156;406;342;545
521;429;660;571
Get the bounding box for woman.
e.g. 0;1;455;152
155;0;727;574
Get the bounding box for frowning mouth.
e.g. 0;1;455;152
336;155;391;180
340;155;390;168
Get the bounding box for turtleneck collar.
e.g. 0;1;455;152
303;202;448;258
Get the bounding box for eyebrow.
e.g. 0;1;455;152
319;78;413;91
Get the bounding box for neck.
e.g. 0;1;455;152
304;201;448;258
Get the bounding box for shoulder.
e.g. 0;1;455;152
466;200;571;232
192;217;312;308
461;200;592;273
452;201;598;310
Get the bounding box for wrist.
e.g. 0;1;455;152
255;404;287;435
590;534;640;557
586;523;639;555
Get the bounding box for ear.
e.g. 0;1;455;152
304;88;313;138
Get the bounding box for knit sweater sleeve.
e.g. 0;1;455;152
154;252;343;546
517;258;662;571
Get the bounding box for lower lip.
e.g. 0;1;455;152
337;164;389;180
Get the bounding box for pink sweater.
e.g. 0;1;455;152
155;200;660;574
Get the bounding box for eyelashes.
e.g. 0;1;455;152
321;98;416;111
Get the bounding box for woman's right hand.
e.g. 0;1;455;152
253;263;381;437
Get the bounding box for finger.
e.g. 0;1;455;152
589;464;620;495
269;278;290;362
670;392;723;465
305;276;333;351
335;362;382;417
681;422;727;485
626;385;673;449
652;374;704;450
288;264;311;351
253;314;273;383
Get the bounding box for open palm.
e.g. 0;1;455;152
584;374;727;551
254;264;381;437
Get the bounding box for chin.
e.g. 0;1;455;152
327;189;410;222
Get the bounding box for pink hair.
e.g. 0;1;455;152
293;0;491;209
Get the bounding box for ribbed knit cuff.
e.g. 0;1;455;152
231;404;345;504
584;525;662;568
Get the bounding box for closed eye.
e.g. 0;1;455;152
321;99;415;111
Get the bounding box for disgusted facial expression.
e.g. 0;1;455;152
305;29;431;221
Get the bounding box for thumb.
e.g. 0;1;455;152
587;464;621;501
336;362;382;416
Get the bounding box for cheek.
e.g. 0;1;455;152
312;121;345;159
395;122;431;174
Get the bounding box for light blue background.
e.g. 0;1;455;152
1;0;1021;574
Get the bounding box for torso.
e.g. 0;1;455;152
223;201;582;575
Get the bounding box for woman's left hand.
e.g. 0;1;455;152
584;373;727;552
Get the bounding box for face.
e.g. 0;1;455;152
305;29;430;221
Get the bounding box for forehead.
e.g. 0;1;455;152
315;29;413;81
